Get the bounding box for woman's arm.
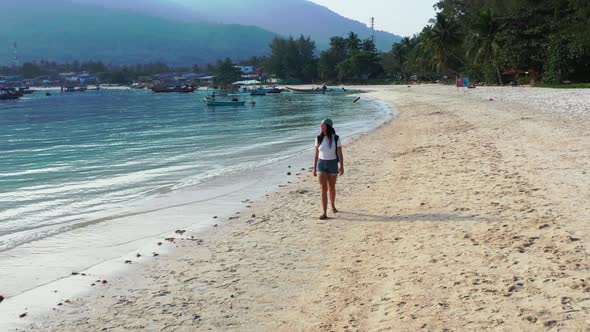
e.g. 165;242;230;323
337;146;344;175
313;145;319;176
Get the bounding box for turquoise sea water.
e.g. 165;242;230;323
0;88;390;253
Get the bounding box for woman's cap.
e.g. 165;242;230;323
321;118;333;126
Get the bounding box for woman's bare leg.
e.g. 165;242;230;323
317;173;328;218
327;174;337;213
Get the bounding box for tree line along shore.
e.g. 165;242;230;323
1;0;588;87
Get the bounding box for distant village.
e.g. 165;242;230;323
0;65;265;90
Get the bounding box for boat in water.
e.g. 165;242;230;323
151;85;196;93
130;82;146;89
18;87;35;95
0;88;21;100
250;88;267;96
64;86;87;92
263;87;283;94
286;87;325;94
203;96;246;107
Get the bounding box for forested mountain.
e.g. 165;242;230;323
2;0;277;65
170;0;402;51
2;0;402;66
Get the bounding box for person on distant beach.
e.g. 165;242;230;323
313;118;344;220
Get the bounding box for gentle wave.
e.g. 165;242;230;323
0;166;74;177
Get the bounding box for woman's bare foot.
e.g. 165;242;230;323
319;214;327;220
332;207;338;213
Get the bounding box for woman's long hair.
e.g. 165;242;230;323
319;124;337;147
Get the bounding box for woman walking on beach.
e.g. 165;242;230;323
313;118;344;219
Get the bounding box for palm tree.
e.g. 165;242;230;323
389;36;415;81
468;8;506;84
430;12;464;74
408;27;437;80
346;32;361;53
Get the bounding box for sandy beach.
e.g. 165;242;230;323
21;85;590;331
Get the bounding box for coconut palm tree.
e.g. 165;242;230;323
408;27;437;80
430;12;464;74
468;8;506;84
390;36;413;80
346;32;361;53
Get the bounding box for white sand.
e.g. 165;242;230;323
452;85;590;118
11;85;590;331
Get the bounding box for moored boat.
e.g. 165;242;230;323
64;86;86;92
203;96;246;107
250;89;267;96
263;87;283;94
151;85;196;93
18;87;35;95
0;88;21;100
286;87;325;94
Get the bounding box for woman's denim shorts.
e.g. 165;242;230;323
317;159;338;175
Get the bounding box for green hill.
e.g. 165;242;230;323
2;1;277;65
171;0;402;51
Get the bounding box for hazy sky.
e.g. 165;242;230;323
308;0;438;37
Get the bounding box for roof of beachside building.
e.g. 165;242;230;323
59;71;94;78
34;75;60;80
180;72;203;79
241;73;259;79
155;72;177;79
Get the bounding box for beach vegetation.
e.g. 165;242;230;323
266;35;317;82
317;34;383;82
213;58;243;86
382;0;590;85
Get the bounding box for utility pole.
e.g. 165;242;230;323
371;17;375;44
12;41;19;68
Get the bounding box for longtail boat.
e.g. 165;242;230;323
263;87;283;94
250;89;267;96
151;85;196;93
0;88;21;100
286;87;325;94
203;97;246;106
